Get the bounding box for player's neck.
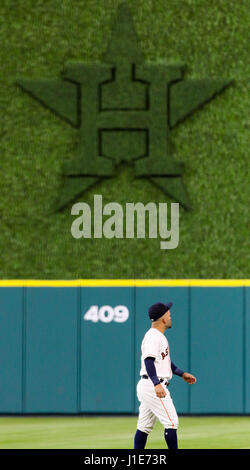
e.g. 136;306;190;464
152;324;166;334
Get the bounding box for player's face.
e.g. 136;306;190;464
163;309;171;329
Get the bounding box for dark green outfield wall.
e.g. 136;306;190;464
0;285;249;414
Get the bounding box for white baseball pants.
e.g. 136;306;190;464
136;378;179;434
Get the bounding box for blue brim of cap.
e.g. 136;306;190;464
165;302;173;310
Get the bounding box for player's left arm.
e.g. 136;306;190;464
171;361;196;384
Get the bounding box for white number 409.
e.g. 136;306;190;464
83;305;129;323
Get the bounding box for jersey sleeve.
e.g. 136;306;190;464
171;360;184;377
142;334;160;360
144;357;160;385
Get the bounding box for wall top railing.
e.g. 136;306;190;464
0;279;249;287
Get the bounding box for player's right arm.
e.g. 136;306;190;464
144;357;166;398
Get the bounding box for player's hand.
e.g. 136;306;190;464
154;383;166;398
182;372;196;384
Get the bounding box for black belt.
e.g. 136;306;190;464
141;374;169;386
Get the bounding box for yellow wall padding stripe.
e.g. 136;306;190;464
0;279;249;287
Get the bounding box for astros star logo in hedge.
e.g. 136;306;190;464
17;2;232;210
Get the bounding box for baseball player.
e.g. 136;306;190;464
134;302;196;449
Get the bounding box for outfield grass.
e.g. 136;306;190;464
0;0;249;279
0;416;249;449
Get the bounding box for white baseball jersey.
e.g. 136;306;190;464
140;327;173;381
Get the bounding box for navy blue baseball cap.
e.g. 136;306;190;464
148;302;173;321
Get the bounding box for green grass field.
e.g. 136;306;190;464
0;0;249;280
0;416;249;449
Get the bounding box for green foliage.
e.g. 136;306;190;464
0;0;249;278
